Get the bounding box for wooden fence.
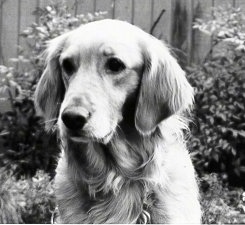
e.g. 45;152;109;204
0;0;244;66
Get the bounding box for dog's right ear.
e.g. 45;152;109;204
34;34;67;131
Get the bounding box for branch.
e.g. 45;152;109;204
150;9;166;35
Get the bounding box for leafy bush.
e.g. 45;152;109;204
14;170;55;223
2;166;244;224
0;167;55;223
0;2;105;177
0;65;58;177
200;173;245;224
0;167;23;223
189;6;245;187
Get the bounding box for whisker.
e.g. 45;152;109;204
40;118;58;125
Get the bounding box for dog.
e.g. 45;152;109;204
35;19;201;223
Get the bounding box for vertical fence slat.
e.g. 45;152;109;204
2;0;245;66
172;0;193;65
236;0;245;13
235;0;245;8
76;0;95;15
39;0;49;8
67;0;76;16
133;0;151;32
214;0;234;8
151;0;172;42
114;0;133;22
19;0;38;51
0;1;3;64
95;0;113;18
192;0;213;65
40;0;76;15
1;0;19;66
19;0;37;32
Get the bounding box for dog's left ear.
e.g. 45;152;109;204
135;37;194;135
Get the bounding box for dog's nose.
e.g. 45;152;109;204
61;108;89;130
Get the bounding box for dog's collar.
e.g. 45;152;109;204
137;190;155;224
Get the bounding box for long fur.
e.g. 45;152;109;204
35;19;201;224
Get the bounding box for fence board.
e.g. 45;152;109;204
39;0;49;8
20;0;37;31
1;0;19;66
214;0;234;8
76;0;95;15
114;0;133;22
19;0;38;51
133;0;152;32
192;0;213;65
234;0;245;10
66;0;76;16
1;0;245;66
172;0;193;65
95;0;113;18
40;0;75;10
0;1;3;64
151;0;172;42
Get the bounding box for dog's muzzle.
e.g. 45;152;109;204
61;106;114;144
61;106;90;130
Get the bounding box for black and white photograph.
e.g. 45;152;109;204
0;0;245;223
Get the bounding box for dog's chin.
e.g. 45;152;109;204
69;130;114;144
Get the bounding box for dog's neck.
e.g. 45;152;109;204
60;126;161;223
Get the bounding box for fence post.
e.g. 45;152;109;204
171;0;194;66
192;0;213;65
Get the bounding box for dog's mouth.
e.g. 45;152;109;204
69;130;114;144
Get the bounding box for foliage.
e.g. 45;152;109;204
14;170;55;223
0;59;59;178
0;2;105;177
2;167;245;224
0;167;55;223
200;173;245;224
0;167;23;223
15;1;106;79
189;6;245;187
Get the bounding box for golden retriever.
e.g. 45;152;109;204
35;19;201;223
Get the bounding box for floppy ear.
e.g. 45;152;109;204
34;34;67;131
135;37;194;135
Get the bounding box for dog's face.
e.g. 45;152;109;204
58;24;144;142
35;19;194;142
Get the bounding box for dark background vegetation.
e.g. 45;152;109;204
0;2;244;223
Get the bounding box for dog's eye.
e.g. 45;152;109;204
62;58;76;75
106;58;126;74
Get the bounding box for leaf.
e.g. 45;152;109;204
213;152;220;163
0;65;9;74
238;130;245;138
240;166;245;173
234;168;240;177
231;148;237;156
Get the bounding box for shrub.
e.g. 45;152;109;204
0;167;55;223
0;167;23;223
189;6;245;187
14;170;55;223
200;173;245;224
0;2;106;177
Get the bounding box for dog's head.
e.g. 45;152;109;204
35;19;193;142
